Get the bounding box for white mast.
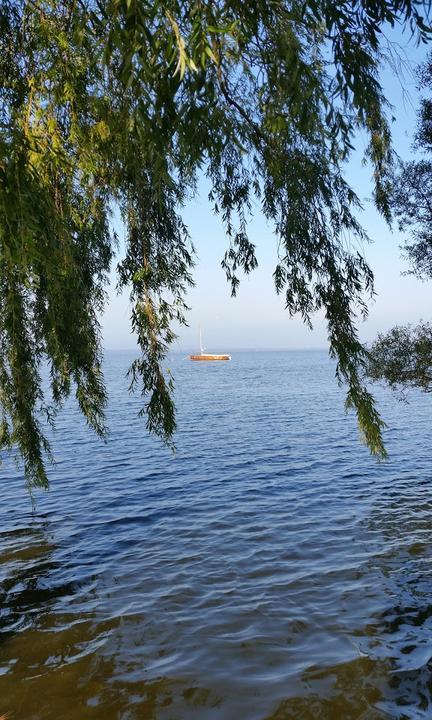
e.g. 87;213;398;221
199;327;204;354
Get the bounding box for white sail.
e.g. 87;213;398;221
188;327;230;361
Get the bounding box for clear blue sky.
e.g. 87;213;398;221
102;30;431;353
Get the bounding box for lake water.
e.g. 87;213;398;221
1;350;432;719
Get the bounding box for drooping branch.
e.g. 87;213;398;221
1;0;432;489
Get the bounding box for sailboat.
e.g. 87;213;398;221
189;329;231;361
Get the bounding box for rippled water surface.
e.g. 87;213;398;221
1;350;432;719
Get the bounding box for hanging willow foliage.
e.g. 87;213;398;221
0;0;431;489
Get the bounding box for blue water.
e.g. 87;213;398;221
1;350;432;719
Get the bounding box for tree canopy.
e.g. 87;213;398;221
368;322;432;394
1;0;431;490
367;52;432;396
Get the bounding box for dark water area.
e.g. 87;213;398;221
1;350;432;719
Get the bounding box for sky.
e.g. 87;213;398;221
101;29;432;353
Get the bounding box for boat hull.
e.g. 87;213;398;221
189;354;231;361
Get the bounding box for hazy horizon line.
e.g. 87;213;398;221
103;346;330;353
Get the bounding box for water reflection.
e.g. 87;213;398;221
0;523;118;719
0;523;211;720
263;475;432;720
267;657;388;719
353;479;432;719
1;352;432;719
2;495;432;719
0;524;59;641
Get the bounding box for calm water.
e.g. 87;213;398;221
1;350;432;719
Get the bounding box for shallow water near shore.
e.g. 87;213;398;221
1;350;432;719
